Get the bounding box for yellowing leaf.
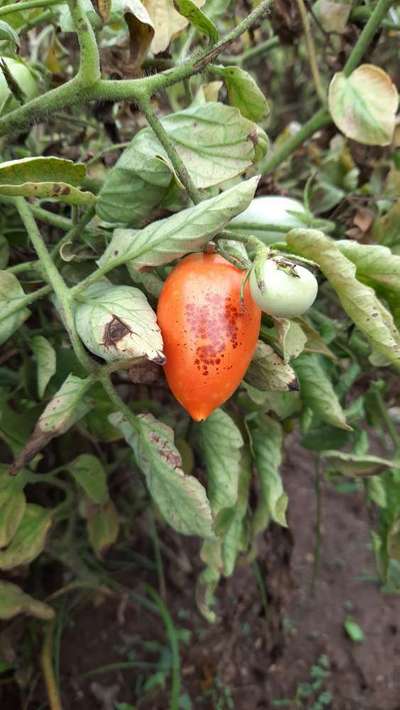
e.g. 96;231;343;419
143;0;205;53
329;64;399;146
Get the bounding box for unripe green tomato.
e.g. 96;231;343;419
229;195;307;244
249;258;318;318
0;57;39;114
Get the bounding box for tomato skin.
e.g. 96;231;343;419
249;259;318;318
157;253;261;421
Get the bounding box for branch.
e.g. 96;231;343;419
140;98;201;204
15;198;96;373
0;0;60;17
295;0;326;105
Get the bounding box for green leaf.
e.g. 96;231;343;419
0;504;52;570
0;464;26;548
251;414;287;530
98;175;259;270
110;412;214;538
96;103;266;226
0;270;29;345
296;318;337;361
31;335;57;398
221;448;251;576
293;353;351;431
245;341;298;391
287;229;400;370
344;617;364;643
0;21;20;48
275;319;307;363
198;408;243;515
337;240;400;296
0;581;54;621
174;0;218;42
86;499;119;557
212;65;269;122
74;281;164;363
69;454;109;505
0;157;94;205
328;64;399;146
321;450;394;477
10;374;93;473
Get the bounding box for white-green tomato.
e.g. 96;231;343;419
229;195;308;244
250;258;318;318
0;57;39;115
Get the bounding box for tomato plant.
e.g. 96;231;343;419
0;0;399;706
157;253;261;420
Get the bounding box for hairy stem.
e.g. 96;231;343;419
259;108;331;175
344;0;393;75
140;98;201;204
14;198;96;373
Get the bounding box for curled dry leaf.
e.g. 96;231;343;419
143;0;206;54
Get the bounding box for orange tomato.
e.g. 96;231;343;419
157;253;261;421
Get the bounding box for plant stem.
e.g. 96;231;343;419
99;373;140;431
344;0;394;76
14;198;96;373
259;107;331;175
0;284;51;324
140;98;201;204
0;0;60;17
220;36;279;65
41;621;63;710
0;0;272;137
295;0;326;105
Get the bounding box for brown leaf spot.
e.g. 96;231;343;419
103;315;132;348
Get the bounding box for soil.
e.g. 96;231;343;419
6;434;398;710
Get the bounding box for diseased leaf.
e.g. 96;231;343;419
296;318;337;360
174;0;218;41
0;581;54;621
287;229;400;369
0;182;95;206
245;341;298;391
328;64;398;146
143;0;206;53
0;270;29;345
198;408;243;515
0;504;52;570
74;281;164;363
110;411;214;537
0;157;93;205
31;335;57;398
120;0;155;67
0;465;26;548
294;353;351;430
86;499;119;557
0;157;86;186
69;454;109;504
212;65;269;122
322;450;394;477
251;415;287;530
96;103;266;226
10;375;93;474
98;176;259;270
